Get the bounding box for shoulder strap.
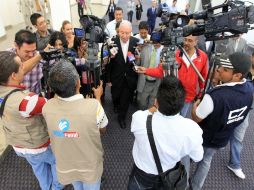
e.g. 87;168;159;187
146;114;163;174
0;89;22;118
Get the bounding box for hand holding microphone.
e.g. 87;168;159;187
127;51;138;71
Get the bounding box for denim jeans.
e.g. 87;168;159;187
72;179;101;190
15;146;63;190
229;113;250;169
191;147;218;190
180;102;193;118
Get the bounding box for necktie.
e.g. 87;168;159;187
146;48;157;81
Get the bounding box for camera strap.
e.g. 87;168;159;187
0;89;22;118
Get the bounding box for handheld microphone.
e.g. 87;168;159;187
103;50;109;59
127;51;138;71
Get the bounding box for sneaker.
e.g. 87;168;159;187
227;166;246;179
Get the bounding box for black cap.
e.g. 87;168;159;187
219;52;251;75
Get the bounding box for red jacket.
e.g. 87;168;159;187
146;49;208;102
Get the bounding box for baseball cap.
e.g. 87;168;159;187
219;52;251;75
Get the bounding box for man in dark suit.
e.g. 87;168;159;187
106;20;139;128
147;0;157;34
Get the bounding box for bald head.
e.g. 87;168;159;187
119;20;132;43
183;35;198;52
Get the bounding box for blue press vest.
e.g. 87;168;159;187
200;81;253;148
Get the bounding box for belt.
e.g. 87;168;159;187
146;78;156;83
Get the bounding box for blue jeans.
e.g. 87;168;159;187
72;179;101;190
191;147;218;190
229;113;250;169
15;146;63;190
180;102;193;118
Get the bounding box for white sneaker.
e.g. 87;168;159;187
227;166;246;179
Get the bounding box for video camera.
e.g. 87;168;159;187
185;0;254;41
40;48;76;62
76;15;108;95
78;15;106;43
40;48;79;98
150;0;254;78
153;0;254;45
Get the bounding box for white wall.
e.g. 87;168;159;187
0;17;5;37
0;0;24;27
49;0;71;31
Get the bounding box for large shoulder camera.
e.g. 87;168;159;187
152;0;254;45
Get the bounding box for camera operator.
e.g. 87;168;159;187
0;51;63;190
7;29;49;94
42;60;108;189
137;35;209;117
30;13;53;51
105;20;139;129
191;52;254;190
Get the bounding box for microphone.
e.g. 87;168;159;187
127;51;138;71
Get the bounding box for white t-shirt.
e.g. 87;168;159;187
131;110;203;175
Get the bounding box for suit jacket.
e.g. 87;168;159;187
137;44;161;96
147;7;157;25
106;36;139;90
106;3;116;15
136;4;143;12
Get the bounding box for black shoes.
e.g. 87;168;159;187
118;117;126;129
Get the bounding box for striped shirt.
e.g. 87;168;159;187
7;48;43;94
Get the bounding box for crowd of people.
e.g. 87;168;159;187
0;0;254;190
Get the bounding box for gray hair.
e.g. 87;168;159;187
48;59;79;98
119;20;132;31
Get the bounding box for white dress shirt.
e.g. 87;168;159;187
120;39;129;62
131;110;204;175
105;19;117;38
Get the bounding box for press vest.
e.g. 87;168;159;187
200;81;253;148
42;97;103;184
0;86;49;148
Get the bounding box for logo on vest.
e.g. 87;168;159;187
227;106;247;124
53;119;79;138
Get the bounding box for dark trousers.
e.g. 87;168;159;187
108;13;114;22
78;3;84;17
136;10;142;20
111;80;134;120
148;23;155;34
128;11;134;23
